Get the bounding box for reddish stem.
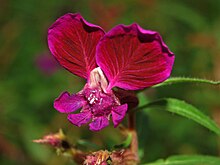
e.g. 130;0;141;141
127;111;139;163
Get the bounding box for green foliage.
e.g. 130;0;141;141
159;1;208;31
154;77;220;88
137;98;220;135
114;132;132;149
145;155;220;165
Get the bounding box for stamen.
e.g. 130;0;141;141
99;98;103;105
89;97;95;104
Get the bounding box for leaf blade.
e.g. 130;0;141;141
144;155;220;165
136;98;220;135
153;77;220;88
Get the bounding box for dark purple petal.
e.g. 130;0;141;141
96;23;175;90
111;104;128;127
114;89;139;110
89;117;109;131
68;111;92;127
54;92;86;113
48;13;105;79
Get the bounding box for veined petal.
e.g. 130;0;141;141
111;104;128;127
54;92;85;113
89;117;109;131
48;13;105;79
96;23;175;90
68;111;92;127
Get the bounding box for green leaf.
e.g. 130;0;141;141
144;155;220;165
153;77;220;88
136;98;220;135
114;133;132;149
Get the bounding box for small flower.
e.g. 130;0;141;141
83;149;139;165
84;150;110;165
48;13;174;131
35;52;60;75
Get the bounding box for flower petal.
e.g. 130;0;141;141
48;13;105;79
89;117;109;131
111;104;128;127
96;23;175;90
114;89;139;110
68;111;92;127
54;92;85;113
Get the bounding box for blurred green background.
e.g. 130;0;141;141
1;0;220;164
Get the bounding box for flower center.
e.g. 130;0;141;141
87;89;101;105
83;87;117;117
82;67;120;117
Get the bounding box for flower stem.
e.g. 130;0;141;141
128;111;135;130
127;111;139;164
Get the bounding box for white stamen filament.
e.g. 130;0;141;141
89;97;95;104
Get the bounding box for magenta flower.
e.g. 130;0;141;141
48;13;175;131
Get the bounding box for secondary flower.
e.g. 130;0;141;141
48;13;175;131
35;52;60;75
